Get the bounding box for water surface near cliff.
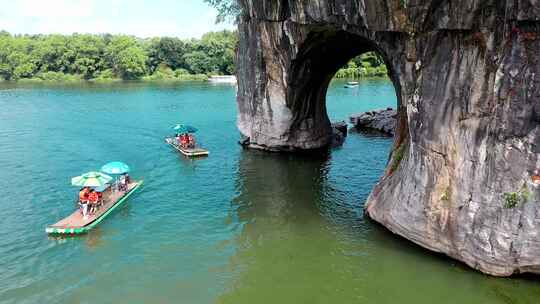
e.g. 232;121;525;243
0;79;538;304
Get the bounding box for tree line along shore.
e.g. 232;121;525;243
0;30;237;82
0;30;388;83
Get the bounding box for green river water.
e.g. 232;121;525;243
0;80;538;303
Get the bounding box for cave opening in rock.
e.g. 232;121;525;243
287;29;408;174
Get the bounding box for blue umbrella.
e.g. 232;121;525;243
101;161;131;175
173;124;198;134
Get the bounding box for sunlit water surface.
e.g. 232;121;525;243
0;79;538;304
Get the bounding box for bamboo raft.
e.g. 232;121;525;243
46;181;143;235
165;137;209;157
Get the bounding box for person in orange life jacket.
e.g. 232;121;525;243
88;189;99;215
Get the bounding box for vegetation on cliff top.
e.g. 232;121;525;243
204;0;241;23
204;0;388;79
0;30;237;82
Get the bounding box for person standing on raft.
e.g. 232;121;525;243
88;189;99;215
79;187;90;218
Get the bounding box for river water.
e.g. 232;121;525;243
0;80;538;303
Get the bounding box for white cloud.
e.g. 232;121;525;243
0;0;235;38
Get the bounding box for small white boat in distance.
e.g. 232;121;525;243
344;81;359;88
208;75;237;84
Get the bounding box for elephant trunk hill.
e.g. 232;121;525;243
235;0;540;276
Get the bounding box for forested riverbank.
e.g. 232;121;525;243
0;30;237;82
334;52;388;78
0;29;387;83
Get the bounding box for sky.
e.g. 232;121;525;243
0;0;235;38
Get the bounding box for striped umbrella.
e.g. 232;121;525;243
101;161;131;175
71;171;113;187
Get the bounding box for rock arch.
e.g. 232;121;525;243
287;30;404;149
235;0;540;276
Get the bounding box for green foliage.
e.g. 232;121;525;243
143;63;175;80
204;0;241;23
503;192;520;208
354;52;384;67
118;46;148;79
441;187;451;202
69;34;106;79
200;31;238;74
335;52;388;79
503;183;531;209
153;64;175;79
400;0;408;9
142;63;208;82
147;37;188;72
183;51;216;74
104;36;147;79
0;35;36;80
0;30;237;82
92;69;118;81
174;68;190;76
34;71;81;82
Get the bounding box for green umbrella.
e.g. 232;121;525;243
71;171;113;187
173;124;198;134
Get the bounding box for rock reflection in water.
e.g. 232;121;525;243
220;149;374;303
219;148;540;304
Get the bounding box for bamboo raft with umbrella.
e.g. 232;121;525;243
165;124;209;157
46;162;143;235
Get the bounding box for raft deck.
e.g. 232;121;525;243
165;138;209;157
46;181;143;234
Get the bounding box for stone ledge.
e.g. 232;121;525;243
350;108;397;136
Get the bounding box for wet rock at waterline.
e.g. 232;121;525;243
331;121;348;147
240;121;349;149
332;121;348;137
350;109;396;136
236;0;540;276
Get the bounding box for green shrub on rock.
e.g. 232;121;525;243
503;183;531;208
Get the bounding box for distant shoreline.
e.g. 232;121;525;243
0;74;213;84
0;75;389;85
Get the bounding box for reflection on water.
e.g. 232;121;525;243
234;150;330;225
218;140;540;304
48;228;106;251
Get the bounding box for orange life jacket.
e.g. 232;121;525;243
79;189;88;200
88;192;99;203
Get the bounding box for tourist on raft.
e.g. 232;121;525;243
119;173;130;192
79;187;90;218
187;134;196;148
123;173;131;185
88;189;99;215
178;133;189;148
176;133;197;149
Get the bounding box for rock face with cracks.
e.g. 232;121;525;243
235;0;540;276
